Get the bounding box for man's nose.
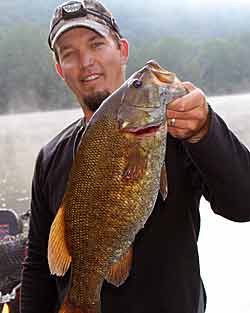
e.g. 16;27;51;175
79;50;94;69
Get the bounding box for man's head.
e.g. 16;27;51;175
48;0;129;117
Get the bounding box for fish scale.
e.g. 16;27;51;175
62;113;164;308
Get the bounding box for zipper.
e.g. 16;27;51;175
73;118;86;161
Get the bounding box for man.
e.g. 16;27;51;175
20;0;250;312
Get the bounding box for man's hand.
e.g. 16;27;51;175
166;82;209;143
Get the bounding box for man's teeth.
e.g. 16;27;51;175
83;75;100;81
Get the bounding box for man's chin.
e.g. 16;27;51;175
83;90;111;112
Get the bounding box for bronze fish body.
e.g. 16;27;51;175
48;60;187;313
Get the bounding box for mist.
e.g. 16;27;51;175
1;0;250;115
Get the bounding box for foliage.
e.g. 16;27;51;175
0;25;75;114
1;1;250;114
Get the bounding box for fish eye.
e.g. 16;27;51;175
132;79;143;88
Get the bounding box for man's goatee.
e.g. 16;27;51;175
83;90;111;112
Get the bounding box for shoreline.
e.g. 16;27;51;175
1;91;250;117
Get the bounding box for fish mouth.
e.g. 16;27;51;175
120;121;164;136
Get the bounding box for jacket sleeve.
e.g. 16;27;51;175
20;149;58;313
183;107;250;222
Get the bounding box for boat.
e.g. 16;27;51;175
0;209;29;313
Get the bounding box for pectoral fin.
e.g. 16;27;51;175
160;163;168;201
48;206;72;276
123;145;147;180
106;246;133;287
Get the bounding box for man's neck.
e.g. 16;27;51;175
84;110;94;123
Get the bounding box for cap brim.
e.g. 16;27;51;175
51;18;110;50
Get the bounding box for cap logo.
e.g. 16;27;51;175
63;2;82;14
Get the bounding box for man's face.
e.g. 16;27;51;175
55;27;128;113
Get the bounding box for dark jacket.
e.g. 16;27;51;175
21;108;250;313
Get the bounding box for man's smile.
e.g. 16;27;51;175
80;74;103;83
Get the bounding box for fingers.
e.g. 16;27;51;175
167;127;194;140
167;106;205;121
166;82;209;140
167;117;202;130
182;81;196;92
167;117;203;139
167;82;205;112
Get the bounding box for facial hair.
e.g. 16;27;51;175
83;90;111;112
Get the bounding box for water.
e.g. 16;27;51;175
0;94;250;312
0;109;82;213
199;93;250;313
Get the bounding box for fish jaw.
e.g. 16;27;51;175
118;114;164;136
117;86;166;134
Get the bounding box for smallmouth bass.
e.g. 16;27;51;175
48;60;187;313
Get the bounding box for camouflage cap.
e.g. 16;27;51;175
48;0;122;51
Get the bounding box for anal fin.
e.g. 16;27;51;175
48;206;72;276
106;246;133;287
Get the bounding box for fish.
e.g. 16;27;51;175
48;60;187;313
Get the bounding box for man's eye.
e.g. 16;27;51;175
62;50;74;59
92;42;105;48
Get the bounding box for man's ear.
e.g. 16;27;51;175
119;38;129;65
55;63;64;79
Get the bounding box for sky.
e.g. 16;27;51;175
190;0;250;5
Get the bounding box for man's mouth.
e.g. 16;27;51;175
80;74;102;83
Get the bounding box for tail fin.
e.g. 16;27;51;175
59;297;101;313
